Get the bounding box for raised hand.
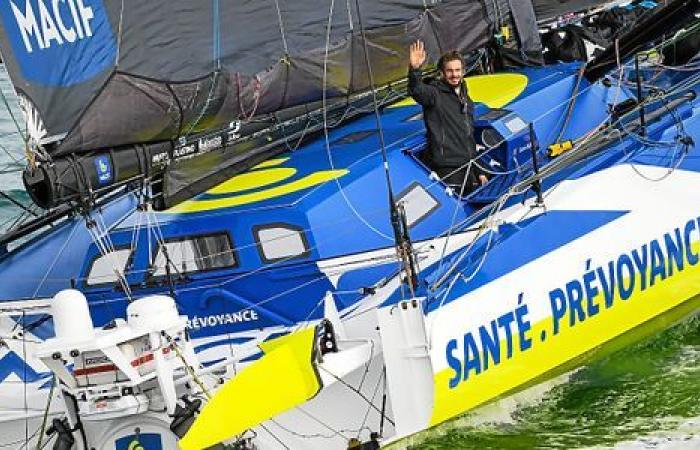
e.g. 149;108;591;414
409;40;426;69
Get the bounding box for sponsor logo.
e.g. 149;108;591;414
0;0;116;86
186;310;259;331
115;433;163;450
198;135;222;152
94;154;113;185
445;215;700;389
83;355;110;365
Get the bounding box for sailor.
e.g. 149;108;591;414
408;40;487;193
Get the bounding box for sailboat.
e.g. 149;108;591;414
0;0;699;448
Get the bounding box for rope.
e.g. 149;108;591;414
355;367;384;440
321;0;394;242
273;0;290;55
115;0;125;65
164;332;211;400
34;376;55;450
316;364;395;426
0;81;26;144
259;423;291;449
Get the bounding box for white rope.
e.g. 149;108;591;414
321;0;394;242
273;0;290;55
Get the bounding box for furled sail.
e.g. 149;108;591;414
0;0;490;155
532;0;618;20
0;0;491;209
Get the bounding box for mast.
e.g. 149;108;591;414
353;0;419;293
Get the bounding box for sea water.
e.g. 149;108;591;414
0;65;28;231
0;66;699;449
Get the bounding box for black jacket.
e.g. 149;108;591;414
407;67;477;168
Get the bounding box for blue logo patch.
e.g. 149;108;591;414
94;155;113;185
0;0;116;86
115;433;163;450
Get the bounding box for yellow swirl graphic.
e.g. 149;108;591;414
208;168;297;194
127;440;144;450
169;169;349;213
391;73;529;109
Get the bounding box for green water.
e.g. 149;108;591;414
409;314;700;449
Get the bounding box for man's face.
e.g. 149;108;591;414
442;59;463;88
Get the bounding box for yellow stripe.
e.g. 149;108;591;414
179;327;320;450
391;73;528;109
168;169;349;213
208;168;297;194
430;243;700;426
252;157;290;169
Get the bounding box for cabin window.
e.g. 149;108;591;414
397;182;440;228
254;224;310;263
86;248;132;286
152;233;237;277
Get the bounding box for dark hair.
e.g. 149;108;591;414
437;51;465;71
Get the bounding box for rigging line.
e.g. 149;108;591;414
554;64;587;144
0;191;37;217
115;0;125;65
87;223;127;294
533;61;686;184
321;0;394;242
34;376;55;450
189;71;221;135
213;0;221;70
0;210;28;233
317;365;395;426
354;0;418;297
427;195;508;343
94;271;330;323
11;198;401;286
129;192;144;263
346;0;354;30
259;423;292;450
294;406;351;439
354;339;375;394
435;159;473;279
0;427;42;449
86;208;460;306
450;215;498;291
31;220;80;299
146;205;186;284
269;418;368;440
0;141;22;165
620;102;690;181
163;332;211;399
22;311;28;450
273;0;290;55
0;80;26;144
431;183;526;292
91;210;133;299
356;366;384;440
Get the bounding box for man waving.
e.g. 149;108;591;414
408;40;486;193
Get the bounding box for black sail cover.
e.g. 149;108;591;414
0;0;491;157
532;0;614;19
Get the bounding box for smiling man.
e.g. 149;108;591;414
408;40;486;194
